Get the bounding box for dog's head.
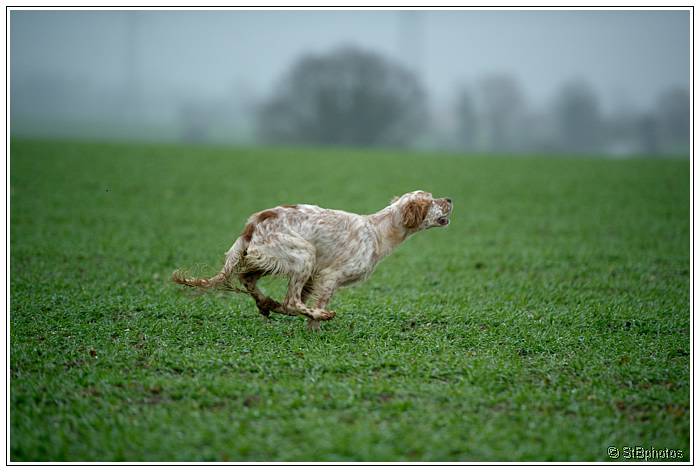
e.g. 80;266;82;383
391;190;453;231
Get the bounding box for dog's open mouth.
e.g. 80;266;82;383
437;216;450;226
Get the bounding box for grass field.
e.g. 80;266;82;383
10;139;690;462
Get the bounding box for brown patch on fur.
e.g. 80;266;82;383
401;198;431;229
241;210;278;243
257;210;278;222
241;222;255;242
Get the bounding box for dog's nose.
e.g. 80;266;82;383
445;198;452;204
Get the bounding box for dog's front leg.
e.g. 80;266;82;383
306;276;339;331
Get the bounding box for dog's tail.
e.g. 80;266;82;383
172;237;247;290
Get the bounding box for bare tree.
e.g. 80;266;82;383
655;87;690;155
476;75;527;153
453;86;479;152
637;115;659;155
257;46;427;148
553;80;603;154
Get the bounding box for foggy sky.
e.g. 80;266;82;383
10;9;690;131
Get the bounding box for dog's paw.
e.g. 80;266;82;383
319;310;336;321
256;303;271;318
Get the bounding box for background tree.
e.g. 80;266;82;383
257;46;427;148
476;75;527;153
655;87;690;155
553;80;603;154
636;114;659;155
453;86;479;152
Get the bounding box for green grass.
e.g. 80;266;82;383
10;139;690;462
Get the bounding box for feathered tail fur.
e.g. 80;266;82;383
172;237;246;289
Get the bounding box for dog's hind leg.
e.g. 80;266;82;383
243;233;331;320
238;271;283;318
245;233;333;321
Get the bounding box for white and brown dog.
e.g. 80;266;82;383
173;190;452;330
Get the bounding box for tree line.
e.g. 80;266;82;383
257;46;689;156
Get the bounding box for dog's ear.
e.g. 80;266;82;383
401;198;430;229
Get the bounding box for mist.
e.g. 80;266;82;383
10;9;690;155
